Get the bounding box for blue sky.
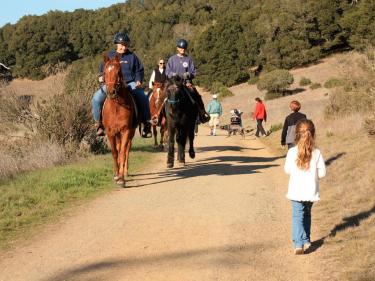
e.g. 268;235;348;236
0;0;123;27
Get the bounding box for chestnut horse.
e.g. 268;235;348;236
165;76;198;168
149;82;167;150
102;54;136;187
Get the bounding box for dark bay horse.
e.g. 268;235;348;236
149;82;167;150
102;54;136;187
165;76;198;168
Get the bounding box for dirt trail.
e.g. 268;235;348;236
0;127;315;281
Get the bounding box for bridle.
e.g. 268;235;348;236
166;84;180;105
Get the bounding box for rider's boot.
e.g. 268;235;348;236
189;87;210;123
95;122;105;136
142;121;152;138
195;95;210;123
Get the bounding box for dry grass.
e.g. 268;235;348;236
0;72;70;179
216;52;375;280
0;141;68;179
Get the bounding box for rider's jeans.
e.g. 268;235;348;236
91;82;151;123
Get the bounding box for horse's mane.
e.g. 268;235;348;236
166;76;183;88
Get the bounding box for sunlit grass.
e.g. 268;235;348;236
0;136;154;249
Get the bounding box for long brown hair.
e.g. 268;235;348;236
295;119;316;170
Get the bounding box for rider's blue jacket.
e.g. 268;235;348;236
99;50;144;83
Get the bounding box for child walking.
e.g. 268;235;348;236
284;119;326;255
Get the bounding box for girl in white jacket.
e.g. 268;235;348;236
284;119;326;254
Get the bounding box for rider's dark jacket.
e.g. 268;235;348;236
99;50;144;83
154;67;167;83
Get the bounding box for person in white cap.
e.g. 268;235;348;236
206;94;222;136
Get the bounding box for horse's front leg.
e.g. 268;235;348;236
177;128;187;165
188;121;196;159
117;130;131;187
167;125;176;168
152;125;158;148
159;120;166;151
107;135;120;180
124;129;135;177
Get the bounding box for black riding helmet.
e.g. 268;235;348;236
113;32;130;45
176;39;188;49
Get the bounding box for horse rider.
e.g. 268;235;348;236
148;58;167;90
165;39;210;123
92;32;152;138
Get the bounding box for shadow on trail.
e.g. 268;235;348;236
196;145;264;152
305;203;375;254
325;152;346;166
43;243;267;281
127;155;280;188
201;155;284;164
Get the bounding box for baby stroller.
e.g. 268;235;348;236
228;109;245;138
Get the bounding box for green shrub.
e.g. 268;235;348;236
324;78;344;88
36;68;97;148
310;83;322;90
299;77;312;86
210;81;234;100
257;69;294;94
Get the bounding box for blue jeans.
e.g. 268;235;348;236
291;200;313;248
91;82;151;122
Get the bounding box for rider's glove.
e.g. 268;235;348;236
182;72;190;80
98;76;104;83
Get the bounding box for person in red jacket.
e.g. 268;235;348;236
253;97;269;137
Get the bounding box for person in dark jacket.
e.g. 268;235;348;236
166;38;210;123
148;58;167;89
281;100;307;148
92;32;152;137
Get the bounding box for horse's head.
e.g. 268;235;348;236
166;77;183;110
103;54;124;98
152;82;166;107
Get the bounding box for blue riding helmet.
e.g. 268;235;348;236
113;32;131;45
176;39;188;49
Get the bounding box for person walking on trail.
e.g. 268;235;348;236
148;58;167;90
252;97;268;137
165;38;210;124
284;119;326;255
91;32;152;138
281;100;307;149
206;94;222;136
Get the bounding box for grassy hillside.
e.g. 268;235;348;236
216;51;374;280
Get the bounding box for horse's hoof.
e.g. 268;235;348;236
116;179;125;188
178;160;185;166
113;175;120;181
167;162;174;168
189;150;195;159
